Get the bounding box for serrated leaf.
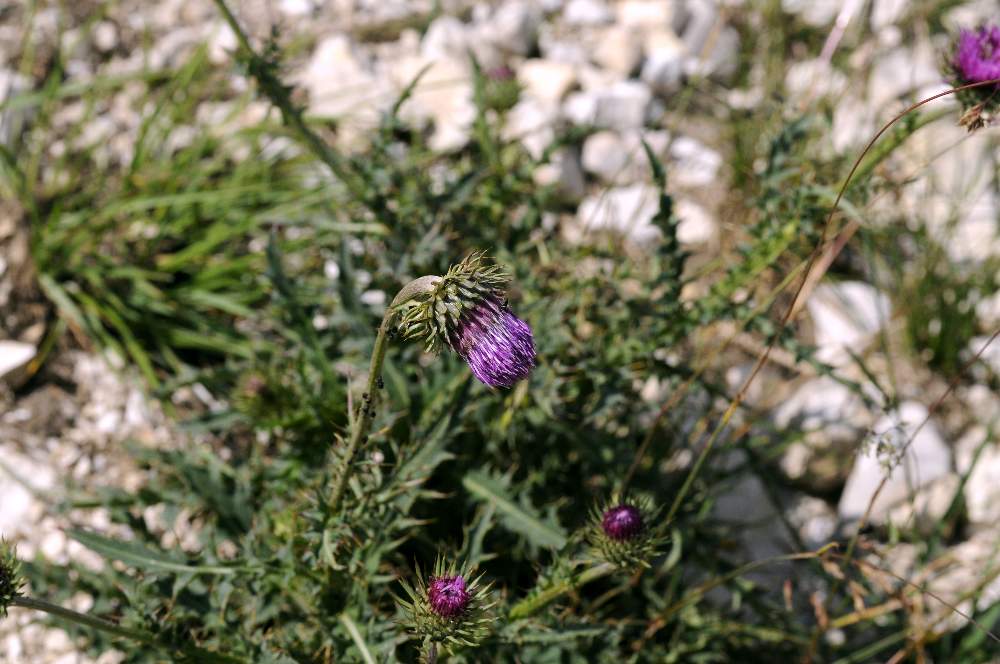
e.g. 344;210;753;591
462;471;567;550
69;529;240;576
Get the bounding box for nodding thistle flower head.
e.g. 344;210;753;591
0;539;23;619
948;24;1000;129
395;557;494;651
392;253;536;388
587;494;663;569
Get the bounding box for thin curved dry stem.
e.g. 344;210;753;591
632;106;968;478
640;544;837;644
832;552;1000;646
843;326;1000;563
630;77;1000;523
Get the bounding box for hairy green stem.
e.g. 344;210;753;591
12;595;154;643
11;595;247;662
327;276;442;515
327;313;392;515
508;562;615;621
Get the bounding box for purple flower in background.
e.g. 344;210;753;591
601;504;644;542
486;65;515;81
953;25;1000;85
448;294;536;389
427;575;470;618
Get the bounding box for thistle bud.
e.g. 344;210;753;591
393;253;536;388
395;558;494;651
427;575;470;618
948;24;1000;130
0;539;23;619
588;494;662;569
601;504;644;542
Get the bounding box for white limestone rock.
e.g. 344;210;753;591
577;183;662;245
581;128;669;184
593;26;643;76
807;282;890;367
0;340;36;387
563;0;614;26
518;59;578;103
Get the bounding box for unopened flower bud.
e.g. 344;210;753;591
395;557;493;651
0;539;23;619
588;494;663;570
601;504;644;542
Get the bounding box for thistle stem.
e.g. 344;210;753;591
209;0;365;201
327;312;392;515
508;562;615;620
10;595;248;662
11;595;156;644
843;105;953;190
326;276;442;515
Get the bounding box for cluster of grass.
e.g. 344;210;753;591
2;1;999;662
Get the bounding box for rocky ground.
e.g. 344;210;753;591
2;0;1000;660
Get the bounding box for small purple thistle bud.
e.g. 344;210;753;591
449;295;536;389
953;25;1000;85
427;575;470;618
601;504;644;542
486;65;515;81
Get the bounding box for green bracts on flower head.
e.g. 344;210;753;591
394;556;495;651
0;539;23;619
587;493;665;570
392;252;510;354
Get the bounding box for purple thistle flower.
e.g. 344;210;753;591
427;575;470;618
953;25;1000;85
601;504;644;542
448;294;536;389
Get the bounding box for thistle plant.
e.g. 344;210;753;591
396;558;494;657
328;253;535;515
587;494;663;570
0;540;243;660
0;539;23;619
948;23;1000;129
